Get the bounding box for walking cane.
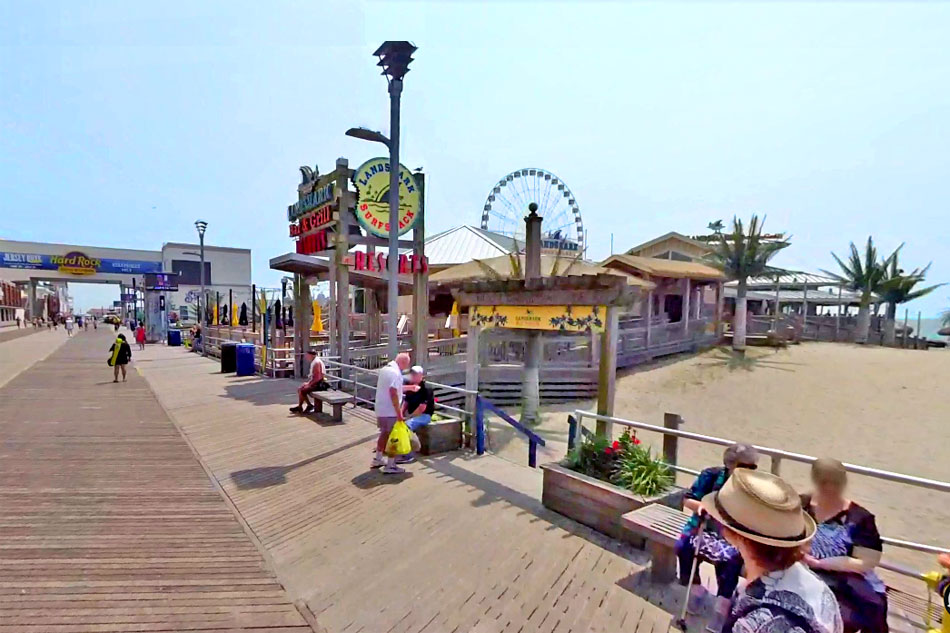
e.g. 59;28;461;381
674;515;708;632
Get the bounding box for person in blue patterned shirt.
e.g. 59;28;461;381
676;442;761;632
801;458;888;633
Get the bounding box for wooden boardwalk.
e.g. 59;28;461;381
137;343;676;633
0;330;312;632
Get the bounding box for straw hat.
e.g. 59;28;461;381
701;468;816;548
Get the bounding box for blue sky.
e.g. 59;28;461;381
2;1;948;315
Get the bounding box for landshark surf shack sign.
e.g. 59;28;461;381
352;157;421;238
289;169;339;256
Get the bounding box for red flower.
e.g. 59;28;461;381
633;437;642;445
611;440;621;450
604;447;613;455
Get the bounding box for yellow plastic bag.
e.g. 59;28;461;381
386;420;412;456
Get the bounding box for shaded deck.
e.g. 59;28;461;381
136;343;676;633
0;330;311;632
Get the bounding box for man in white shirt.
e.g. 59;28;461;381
372;352;411;474
290;349;330;414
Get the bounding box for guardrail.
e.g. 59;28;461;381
570;409;950;567
322;359;477;425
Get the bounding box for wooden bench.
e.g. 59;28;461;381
311;390;354;423
622;503;689;583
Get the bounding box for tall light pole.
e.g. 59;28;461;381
346;41;416;358
195;220;208;356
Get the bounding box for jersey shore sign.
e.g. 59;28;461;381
470;305;606;333
352;157;421;238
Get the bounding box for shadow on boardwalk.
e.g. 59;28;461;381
230;432;378;489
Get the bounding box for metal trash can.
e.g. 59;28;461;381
167;329;182;347
220;342;237;373
235;343;256;376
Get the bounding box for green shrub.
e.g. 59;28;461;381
565;429;673;497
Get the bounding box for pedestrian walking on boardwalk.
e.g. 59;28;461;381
135;322;146;350
371;352;410;475
108;333;132;383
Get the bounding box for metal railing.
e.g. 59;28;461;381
571;410;950;567
322;359;477;424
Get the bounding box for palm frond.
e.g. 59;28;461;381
704;214;790;282
472;258;504;281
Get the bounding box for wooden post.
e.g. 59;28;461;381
902;308;909;349
682;278;691;340
335;159;351;368
251;284;257;333
662;413;681;468
645;289;653;350
916;311;922;350
328;263;337;357
464;325;481;446
773;277;781;329
770;456;783;476
802;284;809;337
596;305;619;437
412;172;428;364
714;281;724;340
835;284;842;341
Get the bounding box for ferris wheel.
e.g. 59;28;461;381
481;168;584;252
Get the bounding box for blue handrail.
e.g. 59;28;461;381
475;395;546;468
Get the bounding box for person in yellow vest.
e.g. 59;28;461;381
107;334;132;383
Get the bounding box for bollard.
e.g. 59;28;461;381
663;413;682;467
567;414;578;452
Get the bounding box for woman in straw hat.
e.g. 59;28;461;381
701;468;843;633
676;443;761;631
801;458;888;633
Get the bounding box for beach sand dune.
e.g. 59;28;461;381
490;343;949;576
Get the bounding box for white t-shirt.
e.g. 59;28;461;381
374;360;403;418
308;357;325;382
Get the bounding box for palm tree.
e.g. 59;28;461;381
706;215;790;352
822;238;894;344
879;254;944;346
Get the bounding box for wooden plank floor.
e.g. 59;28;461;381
0;330;311;633
137;343;676;633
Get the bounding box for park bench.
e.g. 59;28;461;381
622;503;689;583
311;390;354;423
623;503;943;631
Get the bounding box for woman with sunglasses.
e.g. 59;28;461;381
676;442;761;632
801;458;888;633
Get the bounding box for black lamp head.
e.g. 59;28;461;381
373;41;417;81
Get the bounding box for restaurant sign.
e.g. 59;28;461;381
470;305;605;333
0;251;162;276
287;182;335;222
352;158;421;238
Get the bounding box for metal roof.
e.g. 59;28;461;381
744;271;839;289
601;254;725;281
348;225;518;267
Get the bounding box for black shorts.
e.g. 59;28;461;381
300;379;330;395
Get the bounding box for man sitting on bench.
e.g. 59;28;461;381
290;349;330;414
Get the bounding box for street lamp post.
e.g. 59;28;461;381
346;41;416;359
195;220;208;357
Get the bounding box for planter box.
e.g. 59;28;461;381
417;417;462;455
541;462;684;546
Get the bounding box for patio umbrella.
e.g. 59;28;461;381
239;302;248;326
311;301;323;332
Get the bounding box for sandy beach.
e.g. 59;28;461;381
488;343;950;576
